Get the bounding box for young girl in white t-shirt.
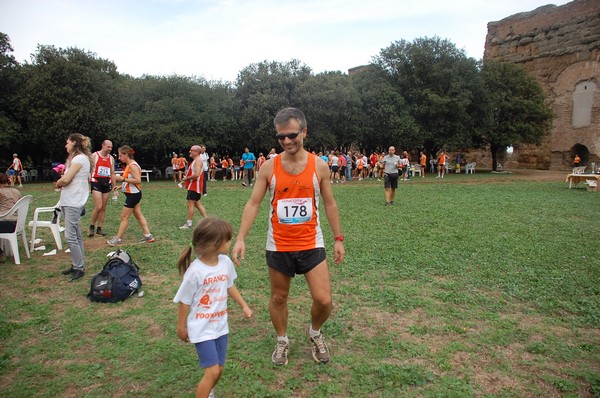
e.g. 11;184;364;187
174;217;252;398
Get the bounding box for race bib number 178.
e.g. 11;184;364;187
277;198;313;224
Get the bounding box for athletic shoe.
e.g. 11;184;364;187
70;269;84;281
241;182;247;187
271;340;289;366
61;266;74;275
208;389;215;398
95;227;107;237
88;225;95;237
306;325;330;364
140;234;156;243
106;237;123;246
179;223;192;229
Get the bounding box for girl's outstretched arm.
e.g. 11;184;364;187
228;285;253;319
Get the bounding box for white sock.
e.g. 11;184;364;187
277;335;289;344
186;220;192;225
309;326;321;338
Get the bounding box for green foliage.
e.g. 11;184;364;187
375;36;480;153
17;45;121;163
480;60;554;169
0;32;555;171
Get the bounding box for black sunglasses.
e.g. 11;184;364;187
275;131;301;140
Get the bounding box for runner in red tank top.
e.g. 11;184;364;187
178;145;207;229
232;108;345;366
89;140;116;237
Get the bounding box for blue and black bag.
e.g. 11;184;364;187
88;250;142;303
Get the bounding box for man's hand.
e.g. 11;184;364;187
333;241;345;264
232;240;245;266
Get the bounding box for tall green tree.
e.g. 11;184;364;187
18;45;120;164
0;33;21;159
374;37;480;154
235;60;312;153
113;75;238;163
480;60;553;170
294;71;362;151
349;65;419;152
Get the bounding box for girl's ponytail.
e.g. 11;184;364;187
177;245;193;276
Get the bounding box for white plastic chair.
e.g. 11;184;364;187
165;166;174;179
0;195;32;264
466;162;476;174
20;170;29;182
497;163;503;171
28;201;63;252
29;170;38;181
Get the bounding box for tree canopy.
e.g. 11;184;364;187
0;32;553;170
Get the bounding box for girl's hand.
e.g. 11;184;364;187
177;326;189;342
243;306;253;319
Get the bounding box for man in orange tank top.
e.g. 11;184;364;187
233;107;345;366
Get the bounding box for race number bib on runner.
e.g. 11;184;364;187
277;198;313;224
97;165;111;177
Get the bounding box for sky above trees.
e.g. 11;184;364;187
1;0;571;82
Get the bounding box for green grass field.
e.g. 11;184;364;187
1;172;599;397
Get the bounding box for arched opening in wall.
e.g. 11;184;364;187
572;80;596;128
570;143;589;166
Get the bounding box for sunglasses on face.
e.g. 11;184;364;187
275;131;301;140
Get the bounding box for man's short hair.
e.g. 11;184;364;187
274;107;307;130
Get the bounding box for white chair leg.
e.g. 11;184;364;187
51;226;63;250
30;225;37;252
22;230;30;259
9;236;20;265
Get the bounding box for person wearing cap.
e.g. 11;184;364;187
179;145;207;229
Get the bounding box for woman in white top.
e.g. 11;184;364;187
55;133;92;281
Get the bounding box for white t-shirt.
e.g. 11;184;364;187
200;152;209;172
60;154;90;207
330;155;339;167
173;255;237;343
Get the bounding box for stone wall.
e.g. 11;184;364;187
484;0;600;170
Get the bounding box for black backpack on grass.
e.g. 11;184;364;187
88;249;142;303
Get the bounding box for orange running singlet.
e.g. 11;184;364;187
266;153;324;252
121;161;141;194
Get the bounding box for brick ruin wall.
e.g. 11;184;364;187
482;0;600;170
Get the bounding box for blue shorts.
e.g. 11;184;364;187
194;334;228;368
